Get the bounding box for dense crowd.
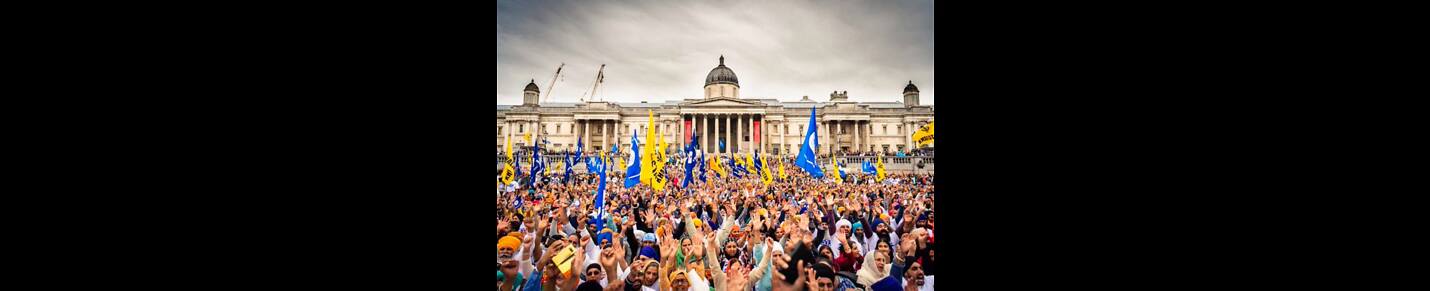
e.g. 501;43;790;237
497;155;935;291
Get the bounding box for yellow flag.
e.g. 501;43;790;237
710;155;727;178
524;132;532;143
778;162;787;181
875;155;886;182
656;132;669;163
652;135;668;191
641;110;654;186
911;121;934;147
760;154;772;186
500;138;515;185
828;158;843;184
500;163;515;185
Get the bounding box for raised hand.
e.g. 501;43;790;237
771;260;806;291
599;246;618;271
725;261;748;291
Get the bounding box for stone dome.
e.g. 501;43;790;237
904;81;919;93
524;79;540;92
705;55;739;87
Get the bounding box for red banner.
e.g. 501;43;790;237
684;119;693;144
754;120;760;148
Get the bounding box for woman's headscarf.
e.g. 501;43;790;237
855;248;890;287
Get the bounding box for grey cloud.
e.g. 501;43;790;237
497;0;934;105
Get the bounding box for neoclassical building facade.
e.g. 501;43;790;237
497;56;934;156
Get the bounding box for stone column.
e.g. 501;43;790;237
697;114;704;151
820;120;828;155
905;122;914;151
853;121;860;153
779;120;786;156
726;114;733;155
717;114;724;154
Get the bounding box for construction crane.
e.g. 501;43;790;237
540;63;564;103
581;64;605;102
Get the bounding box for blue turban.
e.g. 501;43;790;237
640;246;659;260
871;218;884;230
643;232;657;242
597;230;614;246
852;221;863;230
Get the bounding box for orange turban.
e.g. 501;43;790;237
497;235;521;251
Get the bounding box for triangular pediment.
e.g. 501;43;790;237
683;97;763;107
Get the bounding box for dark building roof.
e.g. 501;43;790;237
903;81;919;93
524;79;540;92
705;55;739;87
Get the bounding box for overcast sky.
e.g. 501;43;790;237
497;0;934;105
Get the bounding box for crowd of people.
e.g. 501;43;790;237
497;154;935;291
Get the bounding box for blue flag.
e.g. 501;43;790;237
837;159;847;180
530;141;544;189
575;136;584;162
682;131;699;188
624;129;642;188
698;151;707;183
754;151;764;175
595;145;608;229
719;139;725;152
586;156;601;173
564;151;575;183
863;159;876;175
795;107;824;178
